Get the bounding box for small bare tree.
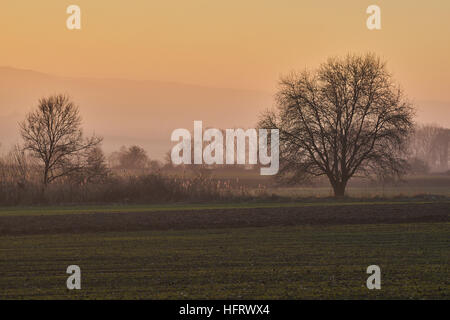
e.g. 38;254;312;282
259;54;414;197
68;146;110;184
20;94;102;186
110;145;149;170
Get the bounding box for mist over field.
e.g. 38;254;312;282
0;67;272;159
1;66;449;160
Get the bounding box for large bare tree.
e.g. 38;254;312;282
20;94;102;186
259;54;414;197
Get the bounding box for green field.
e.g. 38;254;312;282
0;199;445;217
1;218;449;299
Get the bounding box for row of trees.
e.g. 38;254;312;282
2;53;447;198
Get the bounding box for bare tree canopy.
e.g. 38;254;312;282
20;94;102;186
110;145;150;170
68;146;110;184
259;53;414;197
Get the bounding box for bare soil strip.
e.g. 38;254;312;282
0;202;448;236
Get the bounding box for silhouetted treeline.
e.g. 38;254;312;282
0;88;448;206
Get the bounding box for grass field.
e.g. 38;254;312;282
0;201;449;299
0;199;447;217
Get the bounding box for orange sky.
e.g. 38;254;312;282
1;0;449;101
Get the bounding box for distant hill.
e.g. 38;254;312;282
0;67;273;159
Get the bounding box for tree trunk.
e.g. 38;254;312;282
332;181;347;198
43;164;50;187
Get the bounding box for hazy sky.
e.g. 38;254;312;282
1;0;449;102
